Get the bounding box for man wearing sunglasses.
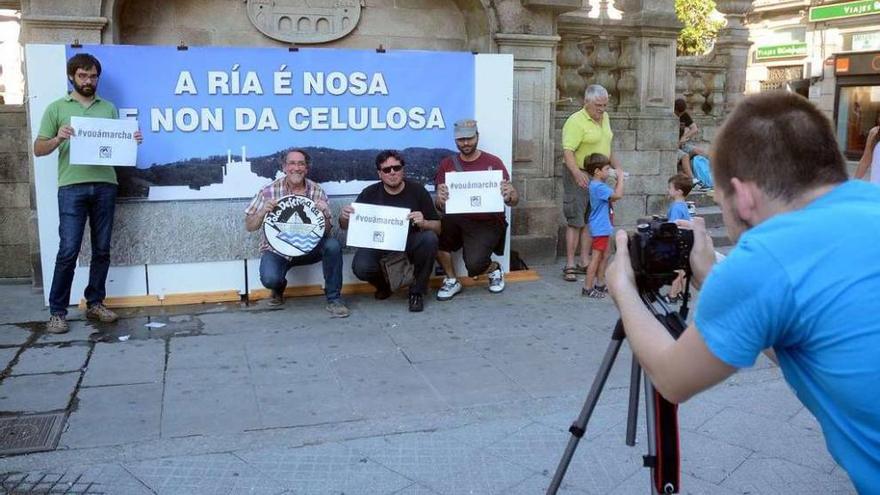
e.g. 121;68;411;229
434;119;518;300
340;150;440;312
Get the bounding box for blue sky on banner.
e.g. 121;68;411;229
66;45;475;167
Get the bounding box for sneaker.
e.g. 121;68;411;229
46;314;69;334
487;269;505;294
581;287;606;299
85;303;118;323
595;284;608;294
325;300;351;318
436;277;462;301
408;293;424;312
267;291;284;307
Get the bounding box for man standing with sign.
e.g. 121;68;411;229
245;149;350;318
434;119;518;300
340;150;440;312
33;53;143;334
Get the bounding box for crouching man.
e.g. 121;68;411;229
245;149;350;318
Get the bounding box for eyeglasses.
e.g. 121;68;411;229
380;165;404;174
75;74;99;82
285;160;307;167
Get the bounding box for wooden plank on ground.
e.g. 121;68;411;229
78;295;162;309
161;290;241;306
87;270;542;307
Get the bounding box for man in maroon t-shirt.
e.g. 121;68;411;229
434;119;519;300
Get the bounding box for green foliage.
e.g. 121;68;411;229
675;0;726;56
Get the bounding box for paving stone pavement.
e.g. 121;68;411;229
0;264;856;494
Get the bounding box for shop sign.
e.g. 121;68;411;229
852;31;880;51
809;0;880;22
756;42;808;60
834;50;880;75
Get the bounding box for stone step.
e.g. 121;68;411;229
694;205;723;229
687;190;715;207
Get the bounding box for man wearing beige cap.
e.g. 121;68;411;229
433;119;519;300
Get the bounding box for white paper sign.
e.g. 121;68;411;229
346;202;410;252
69;116;138;167
445;170;505;214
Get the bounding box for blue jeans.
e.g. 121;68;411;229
49;183;117;316
259;237;343;302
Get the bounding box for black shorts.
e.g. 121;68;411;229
439;216;507;277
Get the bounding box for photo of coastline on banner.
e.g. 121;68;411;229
346;202;410;251
444;170;505;214
69;116;139;167
263;195;326;258
47;44;475;200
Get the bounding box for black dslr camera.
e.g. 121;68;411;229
628;218;694;289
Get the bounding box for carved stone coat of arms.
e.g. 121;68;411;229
247;0;362;44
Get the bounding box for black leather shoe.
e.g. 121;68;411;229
408;293;424;312
374;287;392;300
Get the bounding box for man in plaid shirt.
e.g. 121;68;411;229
245;149;350;317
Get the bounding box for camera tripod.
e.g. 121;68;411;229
547;280;691;495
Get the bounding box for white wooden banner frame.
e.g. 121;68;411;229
26;45;513;305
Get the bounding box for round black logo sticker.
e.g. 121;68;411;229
263;195;326;258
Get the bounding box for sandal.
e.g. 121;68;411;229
581;287;605;298
563;266;578;282
574;264;588;274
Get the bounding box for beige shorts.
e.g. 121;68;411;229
562;168;590;228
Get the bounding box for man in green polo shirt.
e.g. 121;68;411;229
560;84;622;282
33;53;143;334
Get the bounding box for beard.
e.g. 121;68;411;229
285;171;305;187
456;143;476;156
72;80;96;97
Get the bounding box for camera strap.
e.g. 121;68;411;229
679;272;694;320
451;154;464;172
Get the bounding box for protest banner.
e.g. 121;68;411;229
69;116;139;167
444;169;504;214
346;202;410;251
35;44;474;200
25;44;512;304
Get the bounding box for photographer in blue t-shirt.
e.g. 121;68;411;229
606;92;880;492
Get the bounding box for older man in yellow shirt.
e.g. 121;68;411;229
560;84;622;282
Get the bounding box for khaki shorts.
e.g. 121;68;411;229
563;168;590;228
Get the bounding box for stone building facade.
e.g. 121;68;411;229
746;0;880;167
4;0;754;285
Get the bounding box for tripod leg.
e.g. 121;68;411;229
546;320;626;495
625;357;642;446
644;378;660;495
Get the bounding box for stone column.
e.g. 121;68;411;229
622;0;679;114
496;33;564;263
714;0;754;114
612;0;680;226
20;0;106;44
